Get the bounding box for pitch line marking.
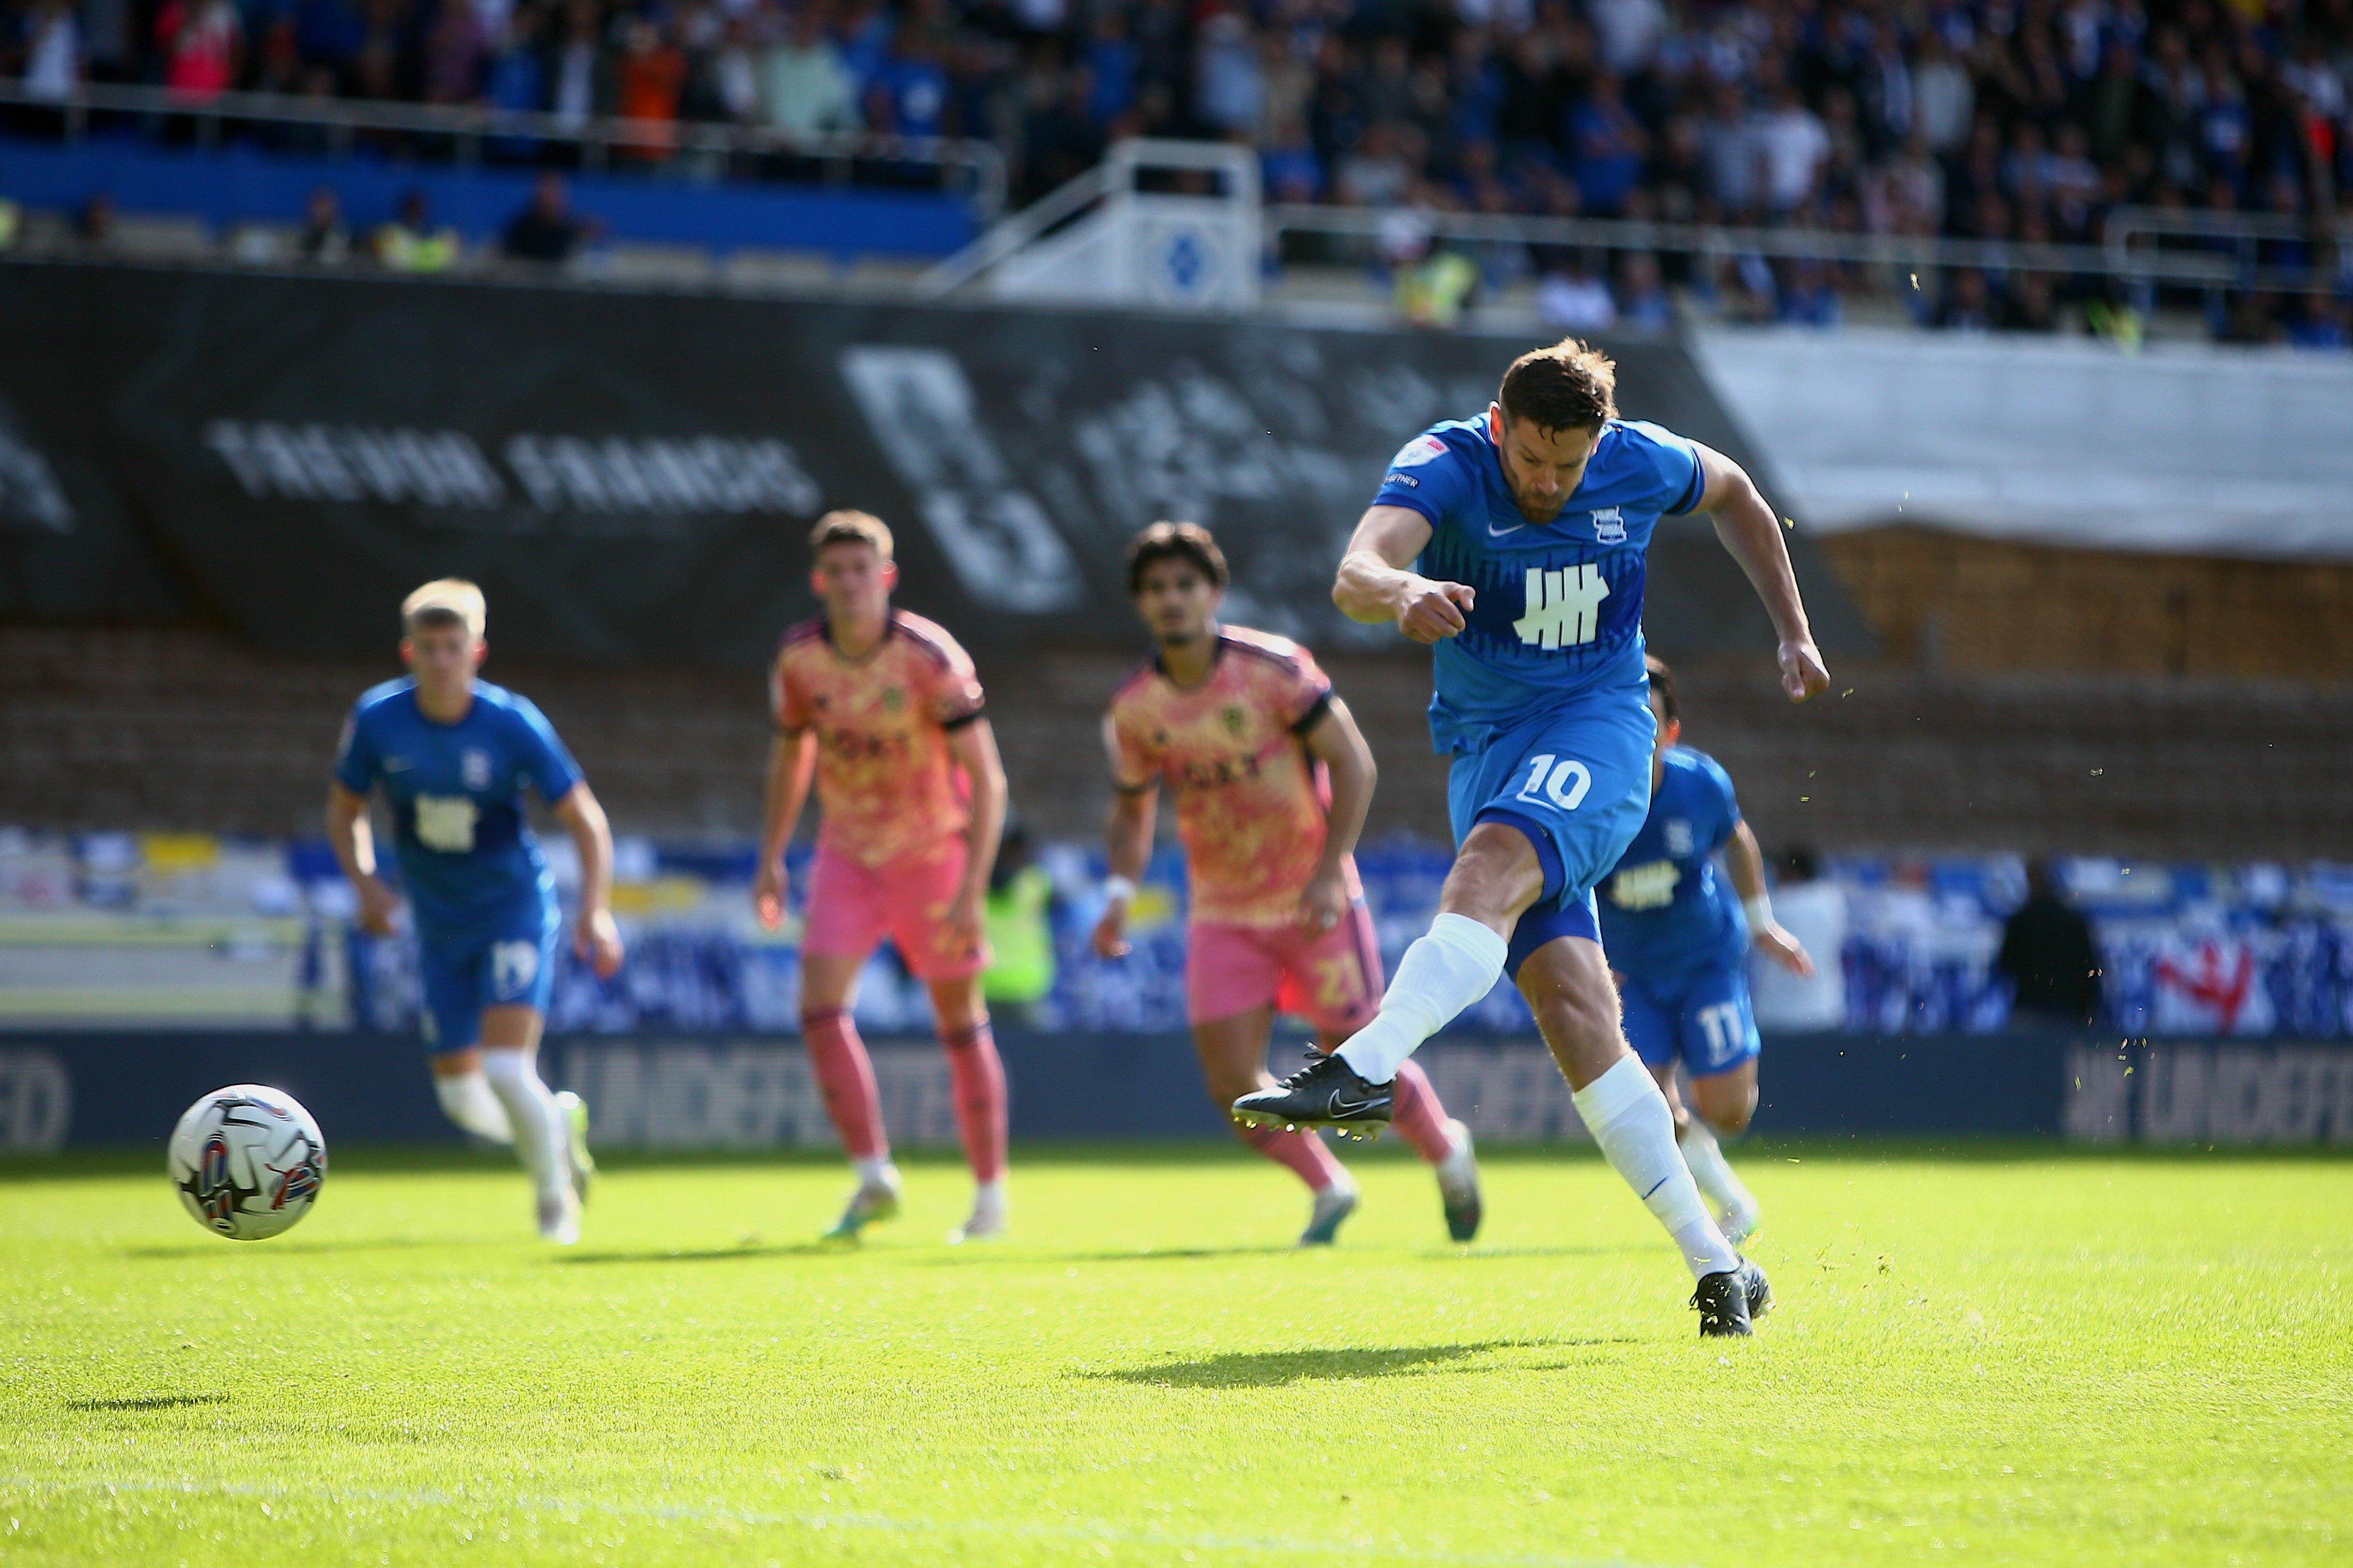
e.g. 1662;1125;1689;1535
1;1472;1688;1568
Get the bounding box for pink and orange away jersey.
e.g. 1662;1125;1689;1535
770;610;987;868
1105;626;1361;929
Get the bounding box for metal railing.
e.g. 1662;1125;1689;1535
0;80;1006;218
2103;204;2352;284
1268;203;2344;292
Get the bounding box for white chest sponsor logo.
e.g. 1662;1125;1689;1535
1610;859;1681;911
1512;565;1610;650
1590;507;1626;544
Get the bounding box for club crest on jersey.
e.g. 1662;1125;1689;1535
1221;706;1246;736
1390;434;1448;469
461;749;491;790
883;686;905;714
1589;507;1626;544
1665;818;1695;857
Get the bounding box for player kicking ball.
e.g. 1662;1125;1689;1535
755;511;1012;1244
326;579;621;1244
1599;656;1814;1249
1234;338;1830;1336
1093;524;1483;1247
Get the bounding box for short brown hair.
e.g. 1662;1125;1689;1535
808;509;894;560
1125;521;1229;596
1498;337;1618;434
1644;653;1678;723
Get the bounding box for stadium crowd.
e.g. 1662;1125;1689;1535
5;0;2350;334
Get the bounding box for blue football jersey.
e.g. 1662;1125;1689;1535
332;679;583;933
1596;746;1749;981
1371;412;1704;754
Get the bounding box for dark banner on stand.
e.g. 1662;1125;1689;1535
0;261;1874;664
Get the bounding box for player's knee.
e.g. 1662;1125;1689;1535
1695;1077;1757;1135
1526;983;1617;1056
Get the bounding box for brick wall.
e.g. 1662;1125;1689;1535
4;628;2348;860
1817;527;2353;681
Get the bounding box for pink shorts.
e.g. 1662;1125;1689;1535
802;842;987;983
1186;902;1384;1037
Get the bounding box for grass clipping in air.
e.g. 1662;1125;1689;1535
1;1145;2345;1566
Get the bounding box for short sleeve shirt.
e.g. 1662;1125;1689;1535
770;610;987;868
332;679;581;934
1104;627;1361;928
1370;412;1704;754
1595;745;1749;981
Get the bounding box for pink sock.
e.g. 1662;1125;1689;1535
1389;1059;1457;1164
940;1021;1008;1183
802;1009;888;1161
1237;1120;1347;1192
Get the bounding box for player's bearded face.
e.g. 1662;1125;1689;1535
1498;414;1601;523
1135;561;1219;646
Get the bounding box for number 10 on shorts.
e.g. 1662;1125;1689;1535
1516;754;1591;811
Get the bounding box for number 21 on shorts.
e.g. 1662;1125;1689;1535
1516;754;1591;811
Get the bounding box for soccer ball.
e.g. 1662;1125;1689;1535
167;1085;328;1241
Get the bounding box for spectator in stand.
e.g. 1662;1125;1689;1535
2286;289;2350;350
1615;250;1673;331
21;0;84;103
421;0;487;105
501;171;599;264
867;23;949;137
1997;859;2102;1032
547;0;613;135
1536;251;1616;331
155;0;241;101
1750;847;1846;1032
375;188;459;273
1572;71;1647;216
760;2;860;139
298;184;350;263
615;17;687;160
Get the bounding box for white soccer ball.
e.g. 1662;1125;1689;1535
167;1084;328;1241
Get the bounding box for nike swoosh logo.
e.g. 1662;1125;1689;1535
1486;521;1526;538
384;758;412;771
1327;1093;1374;1115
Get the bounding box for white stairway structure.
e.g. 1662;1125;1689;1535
919;140;1261;313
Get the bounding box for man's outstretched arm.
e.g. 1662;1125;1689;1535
1689;444;1830;702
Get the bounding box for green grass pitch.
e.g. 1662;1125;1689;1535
3;1143;2346;1566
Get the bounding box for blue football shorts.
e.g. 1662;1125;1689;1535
415;899;560;1054
1619;961;1761;1078
1445;685;1656;978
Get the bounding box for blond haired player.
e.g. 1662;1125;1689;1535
326;580;621;1243
756;512;1012;1243
1095;523;1483;1245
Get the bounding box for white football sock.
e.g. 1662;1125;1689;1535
433;1068;515;1144
854;1155;900;1189
482;1048;571;1201
1572;1055;1742;1281
1679;1119;1759;1223
1336;914;1508;1083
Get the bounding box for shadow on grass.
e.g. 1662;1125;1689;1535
557;1240;845;1265
1086;1338;1633;1388
120;1236;505;1260
64;1394;229;1412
